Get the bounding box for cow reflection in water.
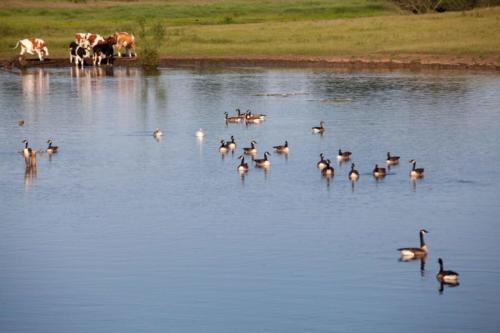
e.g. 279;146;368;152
21;68;50;107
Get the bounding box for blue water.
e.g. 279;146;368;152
1;67;500;332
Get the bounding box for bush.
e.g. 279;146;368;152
391;0;498;13
136;17;165;70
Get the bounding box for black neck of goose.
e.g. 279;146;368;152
48;142;52;148
25;142;28;148
351;164;354;171
251;142;255;148
284;141;288;147
387;152;390;159
413;163;416;171
420;232;425;247
438;260;443;273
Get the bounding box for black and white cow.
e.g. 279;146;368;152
69;41;89;67
92;42;114;66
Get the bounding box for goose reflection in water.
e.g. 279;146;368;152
399;255;427;277
438;280;460;295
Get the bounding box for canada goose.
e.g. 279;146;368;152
254;151;271;167
18;119;25;127
337;149;352;161
321;160;334;177
227;136;236;150
436;258;459;283
372;164;386;178
22;139;32;160
386;152;400;165
317;153;328;170
195;129;204;138
312;121;325;134
243;140;257;155
245;112;262;123
235;108;246;120
47;140;58;154
247;109;266;120
398;229;429;258
409;159;424;178
237;155;249;172
224;112;242;123
273;141;289;154
348;163;359;181
153;128;162;137
219;140;228;153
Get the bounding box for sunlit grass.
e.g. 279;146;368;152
0;1;498;58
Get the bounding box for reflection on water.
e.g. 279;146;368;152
1;67;500;332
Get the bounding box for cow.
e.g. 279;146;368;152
92;42;114;66
14;38;49;61
113;32;136;57
75;32;104;48
69;41;90;67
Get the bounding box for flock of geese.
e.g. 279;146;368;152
217;109;459;291
211;109;426;182
18;109;459;291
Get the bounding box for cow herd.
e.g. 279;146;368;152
14;32;137;66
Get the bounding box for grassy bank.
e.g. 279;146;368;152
0;0;499;61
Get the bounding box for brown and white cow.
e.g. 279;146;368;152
113;32;136;57
75;32;104;48
14;38;49;61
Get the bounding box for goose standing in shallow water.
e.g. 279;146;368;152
22;139;32;160
47;140;58;154
386;152;400;165
436;258;459;284
243;140;257;155
321;160;334;177
398;229;429;258
409;159;425;178
237;155;249;173
372;164;386;178
254;151;271;168
317;153;328;170
273;141;289;154
348;163;359;181
337;149;352;161
312;121;325;134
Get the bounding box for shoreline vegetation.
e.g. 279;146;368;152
1;0;499;70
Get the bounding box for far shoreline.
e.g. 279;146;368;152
1;55;499;72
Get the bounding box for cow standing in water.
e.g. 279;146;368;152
113;32;137;57
14;38;49;61
69;41;90;67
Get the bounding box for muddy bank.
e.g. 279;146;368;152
1;55;499;71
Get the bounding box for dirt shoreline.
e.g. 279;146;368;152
1;55;499;72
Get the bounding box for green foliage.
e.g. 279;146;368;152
0;1;499;59
137;19;166;70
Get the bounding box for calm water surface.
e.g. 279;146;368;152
1;67;500;332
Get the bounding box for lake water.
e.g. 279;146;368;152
1;66;500;332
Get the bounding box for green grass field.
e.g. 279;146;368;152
0;0;499;59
